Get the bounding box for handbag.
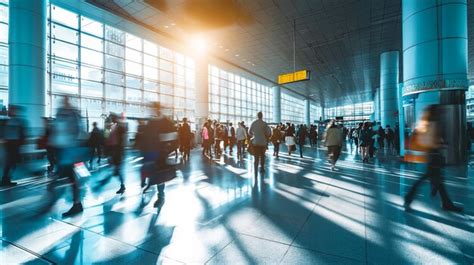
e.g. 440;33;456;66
247;140;255;155
290;145;296;151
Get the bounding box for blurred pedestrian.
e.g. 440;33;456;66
88;122;103;167
50;97;85;217
178;117;192;161
404;105;463;212
1;105;26;186
296;124;308;158
236;122;247;160
107;113;127;195
324;120;343;170
270;125;282;158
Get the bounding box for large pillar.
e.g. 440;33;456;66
9;0;47;134
304;99;310;126
380;51;399;128
195;55;209;123
272;86;281;124
402;0;468;163
373;89;381;122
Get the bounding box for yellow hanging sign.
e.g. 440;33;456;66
278;70;310;85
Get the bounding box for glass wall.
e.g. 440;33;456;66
281;93;305;124
310;104;322;124
324;101;373;122
0;0;8;110
47;4;196;131
208;65;273;125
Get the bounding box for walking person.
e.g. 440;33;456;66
227;123;236;155
324;120;343;170
270;125;282;158
88;122;103;168
404;105;462;212
296;124;308;158
249;112;271;182
107;113;127;195
49;97;85;217
359;121;373;163
236;122;247;160
201;122;211;159
385;125;395;154
310;125;318;148
1;105;26;187
178;118;192;161
285;123;296;156
140;102;178;208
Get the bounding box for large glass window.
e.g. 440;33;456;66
208;65;273;124
0;0;8;109
44;4;197;130
324;101;374;125
281;93;305;124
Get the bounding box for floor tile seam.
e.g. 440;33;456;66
280;179;332;264
236;231;294;246
280;244;367;264
434;215;474;265
202;238;235;264
0;237;57;264
51;216;185;263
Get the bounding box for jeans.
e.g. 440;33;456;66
253;145;266;175
327;146;341;165
89;145;101;164
405;150;453;207
273;142;280;156
237;140;245;157
299;143;304;157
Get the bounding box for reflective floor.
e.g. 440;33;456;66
1;144;473;264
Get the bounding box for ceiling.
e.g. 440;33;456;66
86;0;474;108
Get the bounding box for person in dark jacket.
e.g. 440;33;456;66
226;123;236;155
178;117;192;161
1;105;26;186
107;114;127;195
88;122;103;167
296;124;308;158
140;102;178;208
358;121;373;163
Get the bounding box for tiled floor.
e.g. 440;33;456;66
1;144;473;264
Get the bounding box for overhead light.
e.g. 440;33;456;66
170;23;176;26
235;54;239;57
219;45;223;48
164;25;169;29
189;34;208;54
225;49;229;52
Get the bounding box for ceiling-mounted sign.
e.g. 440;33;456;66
277;70;311;85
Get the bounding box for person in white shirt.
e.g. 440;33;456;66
249;112;271;181
236;122;247;160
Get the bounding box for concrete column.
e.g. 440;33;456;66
304;99;310;126
9;0;47;134
195;55;209;122
402;0;468;163
272;86;281;124
380;51;399;128
373;89;380;122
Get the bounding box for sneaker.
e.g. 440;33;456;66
0;181;18;187
153;197;165;208
116;184;126;195
62;203;83;217
259;168;265;173
442;204;463;212
331;165;335;171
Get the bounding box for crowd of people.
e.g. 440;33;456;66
0;100;464;216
